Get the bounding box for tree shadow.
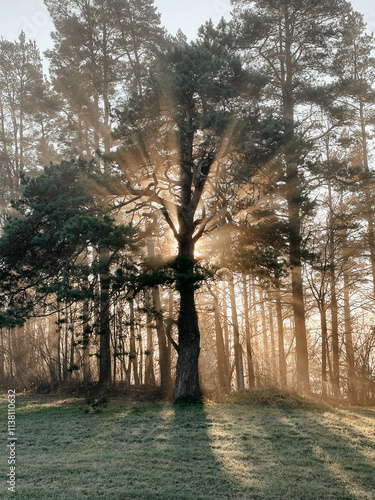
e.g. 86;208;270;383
209;404;375;500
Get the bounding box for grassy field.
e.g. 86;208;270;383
1;392;374;499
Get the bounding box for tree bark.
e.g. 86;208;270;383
342;226;357;405
275;284;287;388
242;274;255;388
259;286;269;381
211;286;231;391
144;289;156;386
327;179;340;397
319;303;328;400
268;297;277;384
174;264;201;401
228;274;244;390
98;246;111;385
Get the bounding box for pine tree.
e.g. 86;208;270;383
231;0;353;392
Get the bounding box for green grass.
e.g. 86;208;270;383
1;394;374;499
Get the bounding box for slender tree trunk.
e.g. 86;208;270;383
259;286;269;381
210;286;230;391
144;289;156;386
63;308;68;382
283;15;310;393
268;298;277;383
222;280;230;366
0;328;4;384
275;283;287;388
342;228;357;405
147;227;173;399
47;312;58;383
319;303;328;400
228;274;244;390
128;296;139;387
113;311;117;387
98;246;111;385
69;308;75;379
328;175;340;398
8;329;14;382
153;285;171;397
57;308;62;383
242;274;255;388
359;97;375;299
250;279;260;383
82;300;91;384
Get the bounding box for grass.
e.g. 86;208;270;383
0;392;374;499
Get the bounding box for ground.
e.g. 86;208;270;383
1;391;374;499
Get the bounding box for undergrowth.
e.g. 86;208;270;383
210;386;327;410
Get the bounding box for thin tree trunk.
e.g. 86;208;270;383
129;296;139;387
342;231;357;405
0;329;4;384
82;300;91;384
242;274;255;388
63;308;68;382
228;274;244;390
221;280;230;366
275;283;287;388
268;297;277;383
98;246;111;385
69;308;75;379
259;286;269;381
327;175;340;398
359;97;375;299
319;303;328;400
283;14;310;393
210;286;230;391
144;289;156;386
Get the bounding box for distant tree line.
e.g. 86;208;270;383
0;0;375;404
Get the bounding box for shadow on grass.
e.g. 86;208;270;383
213;405;375;500
7;399;375;500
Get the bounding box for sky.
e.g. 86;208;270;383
0;0;374;61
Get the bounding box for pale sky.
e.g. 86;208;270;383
0;0;374;59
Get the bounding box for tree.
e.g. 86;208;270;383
114;31;269;401
0;159;135;383
44;0;165;159
0;32;56;225
332;10;375;299
231;0;353;392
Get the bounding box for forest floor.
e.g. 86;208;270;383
0;390;374;499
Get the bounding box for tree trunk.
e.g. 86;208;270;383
328;171;340;398
98;246;111;385
228;274;244;390
359;97;375;299
153;285;172;397
82;300;91;384
242;274;255;388
319;303;328;400
283;12;310;393
342;228;357;405
128;295;139;387
174;251;201;402
259;286;269;381
174;285;200;401
268;297;277;384
0;328;4;384
275;284;287;388
211;286;230;391
69;308;75;379
63;308;68;382
144;288;156;386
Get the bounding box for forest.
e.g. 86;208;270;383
1;0;375;406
